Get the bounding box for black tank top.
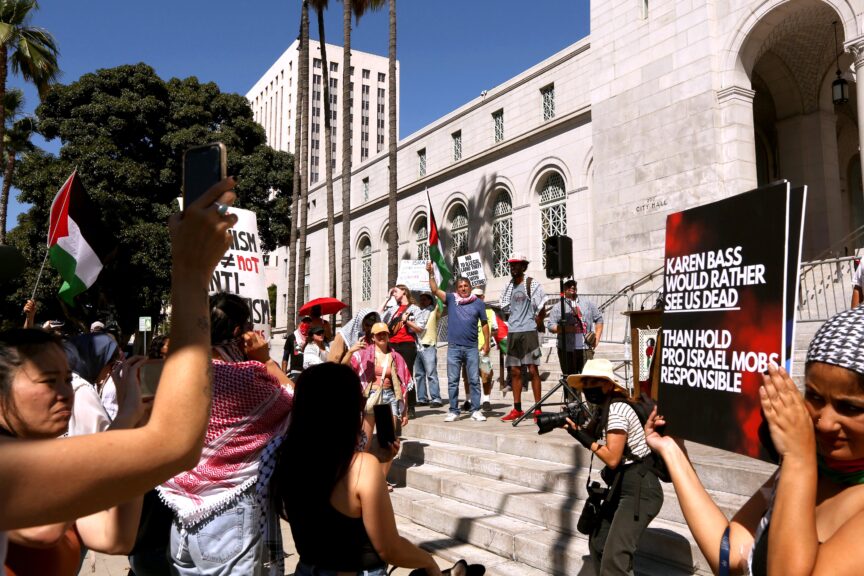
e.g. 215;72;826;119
290;503;384;571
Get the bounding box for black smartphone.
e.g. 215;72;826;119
182;142;227;209
139;360;165;398
373;403;396;448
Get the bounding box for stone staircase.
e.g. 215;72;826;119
389;402;775;575
388;313;826;575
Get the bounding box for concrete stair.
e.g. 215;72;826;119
389;408;775;575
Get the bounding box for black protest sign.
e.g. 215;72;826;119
659;182;806;461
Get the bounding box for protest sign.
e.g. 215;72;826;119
208;207;271;339
658;182;806;461
457;252;486;287
397;260;431;292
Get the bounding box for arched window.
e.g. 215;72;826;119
415;217;429;261
448;204;469;263
540;172;567;267
492;190;513;277
359;237;372;301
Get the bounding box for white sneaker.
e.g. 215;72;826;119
444;412;459;422
471;411;487;422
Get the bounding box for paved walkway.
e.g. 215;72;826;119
87;520;450;575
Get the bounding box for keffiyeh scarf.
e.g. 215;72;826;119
158;360;293;571
338;307;378;348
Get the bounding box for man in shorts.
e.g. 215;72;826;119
499;253;547;421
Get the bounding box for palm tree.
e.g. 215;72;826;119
386;0;398;285
294;0;312;319
285;0;310;333
0;87;30;244
310;0;337;310
340;0;383;324
0;0;58;237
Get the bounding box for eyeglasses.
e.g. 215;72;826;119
373;332;388;339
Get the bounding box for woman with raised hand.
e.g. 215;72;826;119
645;305;864;576
275;363;441;576
0;329;145;575
0;177;237;536
329;307;381;364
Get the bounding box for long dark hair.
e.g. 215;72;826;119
274;363;363;520
209;292;250;345
0;329;64;437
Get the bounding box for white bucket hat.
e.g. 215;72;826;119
567;359;628;396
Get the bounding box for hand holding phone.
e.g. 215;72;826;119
373;403;397;449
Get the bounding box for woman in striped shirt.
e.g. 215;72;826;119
565;359;664;576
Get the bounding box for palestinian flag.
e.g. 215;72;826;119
494;314;509;355
48;171;112;305
427;191;452;301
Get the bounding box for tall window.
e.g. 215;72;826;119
540;172;567;267
415;218;429;260
418;148;426;177
452;131;462;162
492;190;513;277
493;110;504;144
448;204;469;262
303;249;311;303
360;238;372;301
362;177;370;202
541;84;555;121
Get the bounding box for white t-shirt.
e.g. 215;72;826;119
605;401;651;465
68;373;112;436
99;375;119;421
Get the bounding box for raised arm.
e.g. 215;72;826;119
426;261;446;302
0;177;237;530
645;407;767;574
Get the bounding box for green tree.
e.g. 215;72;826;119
0;87;32;244
1;63;292;332
0;0;58;234
386;0;398;285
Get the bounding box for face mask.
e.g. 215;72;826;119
583;386;606;405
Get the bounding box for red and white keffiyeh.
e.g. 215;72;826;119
158;359;293;528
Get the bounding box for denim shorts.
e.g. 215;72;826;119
370;387;400;416
294;561;387;576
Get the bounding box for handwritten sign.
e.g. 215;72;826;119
397;260;430;292
208;207;271;339
456;252;486;287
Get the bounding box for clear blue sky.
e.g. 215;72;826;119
8;0;590;225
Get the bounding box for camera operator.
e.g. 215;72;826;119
563;359;663;575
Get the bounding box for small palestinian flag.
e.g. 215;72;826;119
427;190;452;306
48;171;112;305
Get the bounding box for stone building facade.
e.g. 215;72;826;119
253;0;864;331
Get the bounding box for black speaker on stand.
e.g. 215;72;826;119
544;235;573;279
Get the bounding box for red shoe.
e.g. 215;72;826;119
500;408;524;422
533;409;542;421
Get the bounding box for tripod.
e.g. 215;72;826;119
511;276;581;426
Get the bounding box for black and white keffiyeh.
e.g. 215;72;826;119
807;305;864;375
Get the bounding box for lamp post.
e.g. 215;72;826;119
833;21;850;105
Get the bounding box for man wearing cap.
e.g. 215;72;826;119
498;253;547;421
426;261;490;422
546;279;603;376
90;320;106;333
413;292;443;408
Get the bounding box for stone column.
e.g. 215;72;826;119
846;35;864;205
716;86;758;198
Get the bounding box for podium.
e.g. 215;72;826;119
622;309;662;399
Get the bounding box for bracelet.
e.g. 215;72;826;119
591;442;599;453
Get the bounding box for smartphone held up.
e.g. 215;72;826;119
182;142;227;209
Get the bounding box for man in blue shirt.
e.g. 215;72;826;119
427;261;490;422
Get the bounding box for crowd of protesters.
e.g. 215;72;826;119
4;172;864;576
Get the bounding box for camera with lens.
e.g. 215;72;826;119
536;400;593;435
